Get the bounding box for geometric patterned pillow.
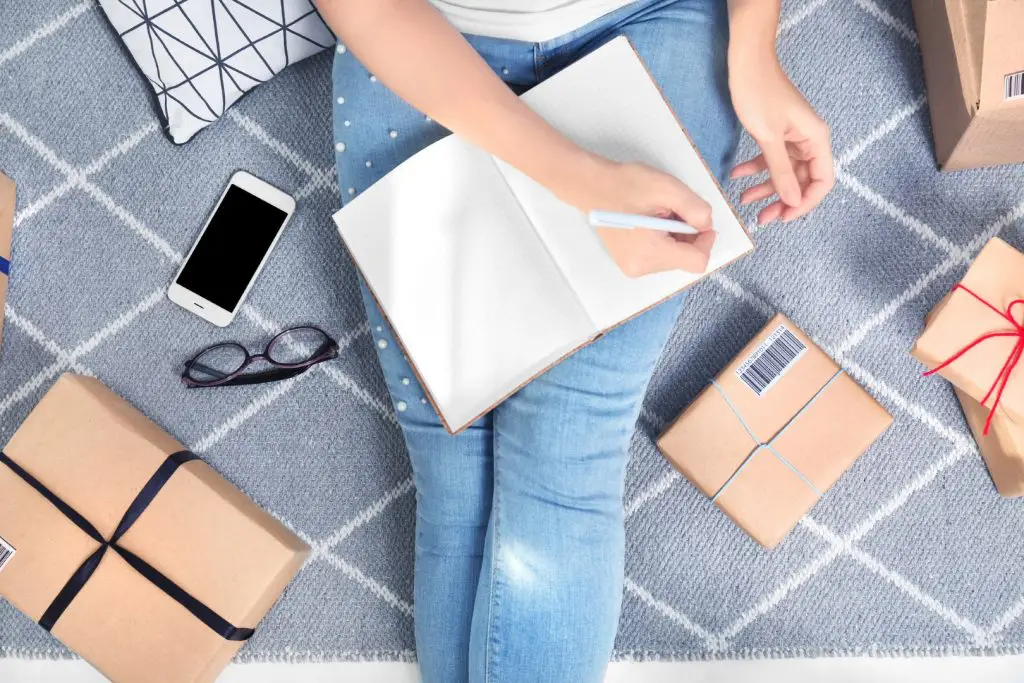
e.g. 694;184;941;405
97;0;335;144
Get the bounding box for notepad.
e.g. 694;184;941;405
333;36;754;433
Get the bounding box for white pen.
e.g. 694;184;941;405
588;210;701;235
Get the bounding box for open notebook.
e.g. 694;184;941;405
333;37;753;433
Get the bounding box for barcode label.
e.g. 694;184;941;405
735;324;807;396
0;535;15;574
1005;71;1024;101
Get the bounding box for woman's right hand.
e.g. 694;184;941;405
558;156;717;278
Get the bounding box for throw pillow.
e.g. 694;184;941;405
98;0;335;144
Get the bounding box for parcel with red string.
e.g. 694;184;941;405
912;237;1024;497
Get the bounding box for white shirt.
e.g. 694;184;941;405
430;0;637;42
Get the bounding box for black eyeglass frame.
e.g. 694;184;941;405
182;326;340;388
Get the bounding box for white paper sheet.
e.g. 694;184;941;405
504;36;753;331
334;137;595;430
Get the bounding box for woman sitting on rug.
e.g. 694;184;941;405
314;0;834;681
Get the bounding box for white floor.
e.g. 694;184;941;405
2;656;1023;682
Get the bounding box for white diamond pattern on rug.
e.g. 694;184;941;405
2;0;1024;665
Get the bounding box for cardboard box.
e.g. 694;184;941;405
956;388;1024;498
0;171;12;356
657;315;892;549
912;237;1024;424
0;375;310;683
913;0;1024;170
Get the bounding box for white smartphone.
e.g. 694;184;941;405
168;171;295;327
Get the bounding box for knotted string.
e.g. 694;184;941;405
923;284;1024;435
710;370;844;501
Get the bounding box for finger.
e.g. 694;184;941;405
740;180;776;205
740;163;811;206
757;201;785;225
661;178;713;231
760;139;802;208
781;132;834;222
653;231;716;274
731;155;769;179
781;178;829;222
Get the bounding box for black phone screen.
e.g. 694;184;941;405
176;184;288;312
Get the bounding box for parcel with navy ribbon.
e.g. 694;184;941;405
657;314;893;549
0;374;310;683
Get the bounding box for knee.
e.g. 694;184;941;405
496;428;630;526
407;425;493;555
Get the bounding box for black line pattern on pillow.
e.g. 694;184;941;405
99;0;334;143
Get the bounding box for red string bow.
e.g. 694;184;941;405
923;284;1024;435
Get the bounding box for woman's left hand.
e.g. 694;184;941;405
728;54;835;225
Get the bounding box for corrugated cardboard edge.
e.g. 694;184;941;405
977;0;1024;113
0;171;12;260
912;0;976;169
914;0;1024;171
338;36;754;435
0;171;13;358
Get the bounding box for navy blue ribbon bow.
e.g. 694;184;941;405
0;255;9;276
0;450;253;641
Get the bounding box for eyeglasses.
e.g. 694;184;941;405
182;326;339;388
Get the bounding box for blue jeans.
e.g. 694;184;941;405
332;1;737;680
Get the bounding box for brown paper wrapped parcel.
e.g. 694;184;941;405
912;237;1024;424
956;389;1024;498
658;314;892;549
912;237;1024;497
0;374;310;683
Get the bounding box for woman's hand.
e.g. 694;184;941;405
728;53;834;224
558;156;717;278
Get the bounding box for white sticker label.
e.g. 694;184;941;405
1005;70;1024;101
0;535;15;574
735;324;808;397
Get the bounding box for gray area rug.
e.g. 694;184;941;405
3;0;1024;665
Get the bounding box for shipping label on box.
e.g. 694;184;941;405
0;534;15;574
734;323;808;396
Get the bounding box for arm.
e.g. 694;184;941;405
316;0;592;203
315;0;716;275
727;0;835;223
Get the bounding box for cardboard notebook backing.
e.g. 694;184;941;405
334;37;753;434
